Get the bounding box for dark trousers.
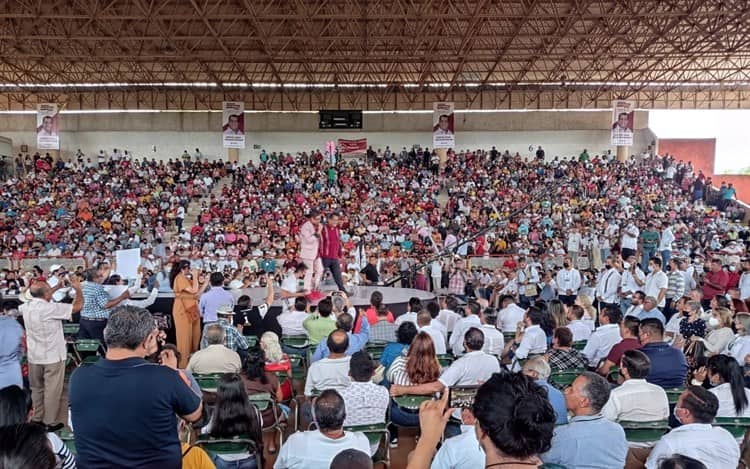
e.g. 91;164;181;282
79;317;107;342
322;258;346;291
559;294;577;306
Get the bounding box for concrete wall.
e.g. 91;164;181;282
0;110;651;162
0;136;11;159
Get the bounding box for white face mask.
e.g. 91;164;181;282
708;316;720;328
729;266;737;272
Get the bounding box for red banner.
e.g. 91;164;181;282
338;138;367;156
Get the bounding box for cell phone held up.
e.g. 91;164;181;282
448;386;480;410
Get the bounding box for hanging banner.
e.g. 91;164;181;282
432;102;455;149
337;138;367;156
36;103;59;150
222;101;245;149
611;100;634;146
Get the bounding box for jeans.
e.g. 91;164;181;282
660;249;671;268
211;454;258;469
641;248;656;272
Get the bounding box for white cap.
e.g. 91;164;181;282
49;264;62;273
228;280;244;290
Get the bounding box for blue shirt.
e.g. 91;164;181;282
69;357;201;469
81;281;112;319
199;286;235;323
0;316;24;389
380;342;408;371
543;414;628;469
536;380;568;425
641;341;688;389
638;307;666;325
311;318;370;362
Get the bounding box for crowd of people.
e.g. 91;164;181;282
0;143;749;469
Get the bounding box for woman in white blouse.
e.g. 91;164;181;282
724;312;750;366
692;307;735;357
707;354;750;417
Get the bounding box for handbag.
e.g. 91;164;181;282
684;339;706;370
179;297;200;322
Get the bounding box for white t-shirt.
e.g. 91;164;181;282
621;224;639;250
644;270;669;307
274;429;371;469
304;356;351;396
277;310;308;337
281;274;299;311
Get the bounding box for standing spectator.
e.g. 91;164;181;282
320;212;346;292
299;209;324;292
666;257;687;318
567;227;583;265
280;263;309;313
556;257;582;305
659;222;675;267
80;266;130;342
199;272;234;323
0;304;23;391
542;372;628;468
644;257;669;309
596;257;622;311
640;222;660;272
69;306;202;468
645;386;739;469
701;259;729;310
170;260;203;368
620;222;640;261
20;279;83;427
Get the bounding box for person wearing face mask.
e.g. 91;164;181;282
706;354;750;418
739;258;750;301
645;386;739;469
675;301;706;349
596;256;621;311
723;312;750;366
690;307;734;357
556;257;582;306
155;262;173;293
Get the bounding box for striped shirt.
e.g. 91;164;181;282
667;271;686;299
80;281;111;319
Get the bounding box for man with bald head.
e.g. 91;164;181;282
20;277;83;428
305;329;352;396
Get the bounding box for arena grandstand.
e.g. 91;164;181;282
1;2;750;469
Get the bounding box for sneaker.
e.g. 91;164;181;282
389;434;399;448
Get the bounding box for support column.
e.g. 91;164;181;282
616;145;629;163
227;148;239;164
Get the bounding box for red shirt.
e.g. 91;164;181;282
702;270;729;300
606;338;641;365
319;225;342;260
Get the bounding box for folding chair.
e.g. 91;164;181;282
437;354;454;368
73;339;104;366
194;435;262;469
344;422;391;468
365;341;388;362
248;392;284;450
618;420;670;444
281;335;309;356
665;387;685;405
392;395;433;413
549;368;585;389
571;340;587;351
714;417;750;439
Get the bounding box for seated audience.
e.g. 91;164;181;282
543;372;628;468
646;386;740;469
566;304;592;341
522;356;568;424
311;312;370;362
242;349;284;451
449;301;481;356
693;307;734;357
370;304;398;343
416;310;447;355
305;330;352;396
478;307;504;358
582;305;623;368
380;322;418;371
602;349;669;421
274;390;370;469
639;318;688;388
724;312;750;366
508;306;548;366
188;324;242;374
203;373;263;469
329;449;372;469
339;351;388;453
199;308;249;354
706;354;750;417
277;297;309;337
546;327;589;370
0;423;57;469
598;316;641;377
303;298;338;346
496;295;526;332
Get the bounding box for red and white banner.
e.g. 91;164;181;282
36;103;59;150
338;138;367;156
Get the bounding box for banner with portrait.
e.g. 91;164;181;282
432;102;455;148
36;103;59;150
611;100;634;146
222;101;245;149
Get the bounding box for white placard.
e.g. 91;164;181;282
115;248;141;280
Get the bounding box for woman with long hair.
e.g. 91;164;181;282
707;354;750;417
724;312;750;366
386;332;442;446
242;348;284;453
259;332;292;401
547;299;567;328
364;290;393;325
0;385;76;469
204;373;263;469
693;307;734;357
170;260;203;368
575;294;597;330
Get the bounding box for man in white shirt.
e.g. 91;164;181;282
740;258;750;301
566;304;592;342
602;349;669;423
186;325;241;375
449;301;481;356
277;297;309;337
620;257;645;311
645;386;740;469
437;296;461;333
596;257;622;311
644;257;669;308
417;311;446;355
566;226;583;265
479;308;504;358
394;297;421;326
430;407;485;469
305;330;352;396
658;222;675;267
275;390;371;469
624;291;646;319
497;295;525;333
582;306;623;368
556;257;582;305
620;222;640;260
280;263;308;312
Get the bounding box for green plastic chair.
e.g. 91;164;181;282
392;394;433;412
365;341;387;361
619;420;670;443
243;335;258;348
73;339;103;365
571;340;587;351
714;417;750;439
63;323;80;336
607;366;621;383
57;430;76;455
344;422;390;466
437;354;454;367
194;373;222;393
289;354;306;381
549;368;584;389
665;387;685;405
195;435;262;467
282;335;309;349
